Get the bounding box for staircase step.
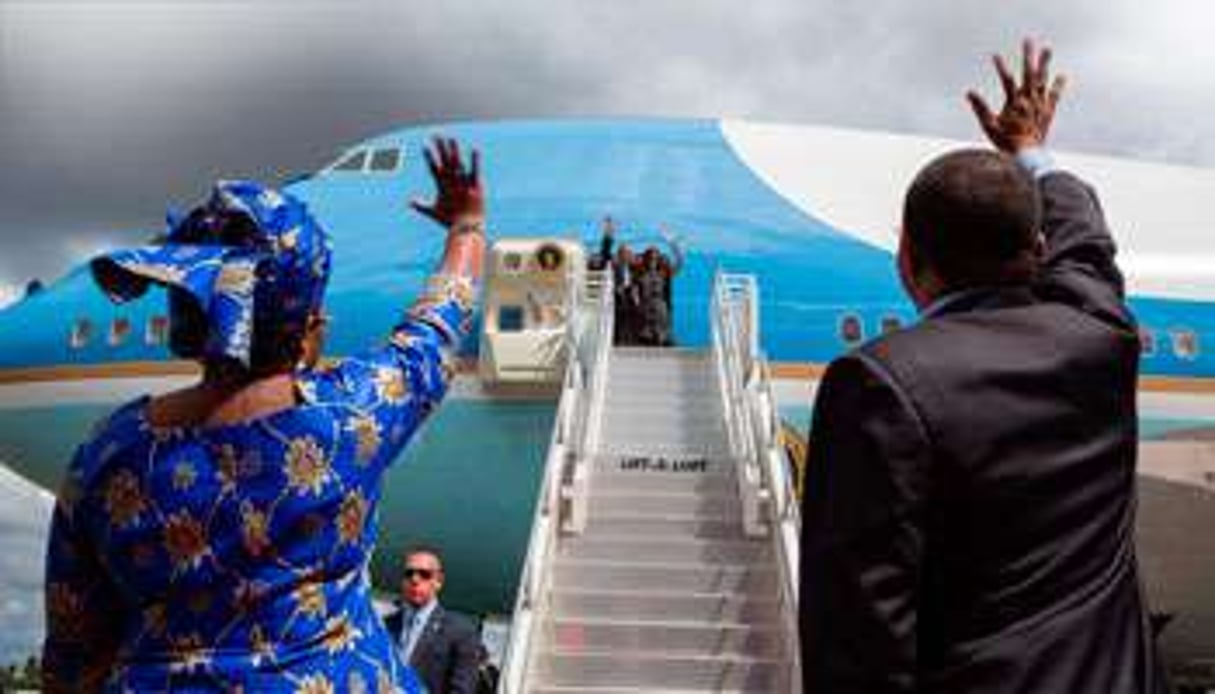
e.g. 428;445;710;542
600;418;725;436
607;364;714;382
595;440;729;456
530;651;790;690
608;355;710;373
607;365;715;380
552;559;780;594
602;413;724;437
598;433;727;453
560;536;771;564
611;348;709;358
609;351;711;365
589;489;740;517
602;401;722;421
550;589;781;623
604;380;718;398
599;442;730;459
544;617;785;659
596;427;727;451
606;361;715;376
593;472;735;495
602;398;720;417
602;380;718;398
585;513;743;540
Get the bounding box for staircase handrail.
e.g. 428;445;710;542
498;267;612;693
563;269;614;533
580;269;614;457
751;356;803;686
710;272;765;535
710;270;802;687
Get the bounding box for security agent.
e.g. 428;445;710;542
385;547;480;694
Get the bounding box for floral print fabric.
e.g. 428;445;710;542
42;273;475;693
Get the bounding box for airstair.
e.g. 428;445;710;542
499;271;801;692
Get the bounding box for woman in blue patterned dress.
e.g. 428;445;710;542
41;138;486;693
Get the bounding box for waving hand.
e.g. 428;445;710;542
410;136;485;229
967;38;1066;153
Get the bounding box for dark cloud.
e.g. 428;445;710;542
1;0;1212;298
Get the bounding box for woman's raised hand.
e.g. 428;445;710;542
410;136;484;230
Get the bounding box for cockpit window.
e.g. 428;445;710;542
70;318;92;349
879;315;903;335
368;148;401;172
331;150;368;172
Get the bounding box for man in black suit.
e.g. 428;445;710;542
385;547;480;694
799;40;1169;692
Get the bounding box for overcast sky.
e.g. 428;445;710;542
1;0;1213;306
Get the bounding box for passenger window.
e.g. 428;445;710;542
839;314;864;345
108;317;131;347
331;150;368;172
368;148;401;172
502;252;524;273
70;318;92;349
146;315;169;346
879;315;902;334
1170;328;1200;361
498;305;525;332
1138;328;1156;357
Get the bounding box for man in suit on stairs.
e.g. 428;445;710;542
384;547;480;694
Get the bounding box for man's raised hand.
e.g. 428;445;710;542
967;38;1067;154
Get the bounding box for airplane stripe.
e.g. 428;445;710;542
6;359;1215;395
0;360;200;384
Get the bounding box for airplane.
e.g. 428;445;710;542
1;117;1213;670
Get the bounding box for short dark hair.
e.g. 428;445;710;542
902;148;1041;289
404;545;445;571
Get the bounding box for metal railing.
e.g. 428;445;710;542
561;269;614;534
710;272;766;536
497;268;613;693
709;270;802;686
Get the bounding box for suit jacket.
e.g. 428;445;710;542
386;602;480;694
799;170;1170;693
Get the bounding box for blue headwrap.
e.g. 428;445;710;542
91;180;332;366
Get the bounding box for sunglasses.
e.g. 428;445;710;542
404;567;437;581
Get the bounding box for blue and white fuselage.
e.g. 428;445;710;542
7;119;1215;377
2;119;1213;657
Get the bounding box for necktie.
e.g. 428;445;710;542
402;610;422;662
